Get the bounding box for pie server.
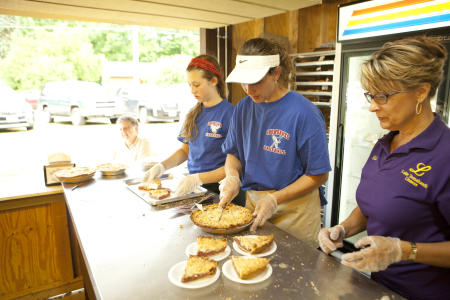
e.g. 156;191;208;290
124;173;172;185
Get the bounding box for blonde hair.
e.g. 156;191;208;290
180;55;225;142
238;38;293;89
361;35;447;98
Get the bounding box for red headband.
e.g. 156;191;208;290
188;57;222;78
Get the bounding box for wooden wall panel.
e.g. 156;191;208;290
0;201;74;298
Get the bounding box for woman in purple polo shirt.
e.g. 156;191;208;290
319;36;450;300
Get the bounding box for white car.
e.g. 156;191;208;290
0;81;34;130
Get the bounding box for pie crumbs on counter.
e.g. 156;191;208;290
279;263;288;269
179;224;184;229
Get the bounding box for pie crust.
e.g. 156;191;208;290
190;203;253;229
96;163;127;172
181;255;218;282
54;166;96;178
138;179;162;191
231;256;270;279
148;188;170;200
196;236;228;257
233;234;274;254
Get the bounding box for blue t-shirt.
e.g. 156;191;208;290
222;91;331;191
356;115;450;300
178;100;234;174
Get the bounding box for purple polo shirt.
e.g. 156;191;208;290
356;115;450;300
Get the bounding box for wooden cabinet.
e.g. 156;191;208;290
292;50;336;134
0;193;83;300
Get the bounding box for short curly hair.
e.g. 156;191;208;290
361;35;447;98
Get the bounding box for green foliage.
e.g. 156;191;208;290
89;29;132;62
0;16;199;90
155;55;191;87
0;26;103;90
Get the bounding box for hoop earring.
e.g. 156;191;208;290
415;102;423;115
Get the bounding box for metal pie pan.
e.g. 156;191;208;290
55;172;96;183
99;168;126;176
194;220;254;235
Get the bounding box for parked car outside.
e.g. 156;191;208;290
0;80;34;130
38;81;125;125
18;89;40;110
116;84;181;123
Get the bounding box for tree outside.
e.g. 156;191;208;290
0;15;200;92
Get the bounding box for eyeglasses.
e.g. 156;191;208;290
363;91;405;105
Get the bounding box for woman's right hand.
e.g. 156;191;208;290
318;225;346;254
218;175;241;209
143;163;165;182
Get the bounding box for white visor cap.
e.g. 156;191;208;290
226;55;280;84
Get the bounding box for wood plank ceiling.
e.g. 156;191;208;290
0;0;321;30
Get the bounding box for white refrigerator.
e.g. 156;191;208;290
325;0;450;249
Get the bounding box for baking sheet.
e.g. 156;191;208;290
127;177;207;205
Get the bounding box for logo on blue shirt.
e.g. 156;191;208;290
263;129;290;155
205;121;223;138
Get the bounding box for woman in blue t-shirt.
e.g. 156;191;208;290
219;38;331;247
143;55;244;206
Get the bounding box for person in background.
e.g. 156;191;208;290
318;36;450;300
112;115;151;167
144;55;245;206
218;38;331;247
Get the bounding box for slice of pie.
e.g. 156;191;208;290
138;179;162;191
181;255;218;282
148;188;170;200
233;234;274;254
231;256;270;280
197;236;228;257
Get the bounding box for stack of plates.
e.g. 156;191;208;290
54;167;96;183
96;163;127;176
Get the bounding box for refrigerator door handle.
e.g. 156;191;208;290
335;123;344;168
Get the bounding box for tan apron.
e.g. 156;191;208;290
246;189;320;248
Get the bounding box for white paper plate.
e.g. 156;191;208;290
185;242;231;261
222;258;272;284
168;260;220;289
232;236;277;257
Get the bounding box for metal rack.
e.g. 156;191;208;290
291;50;336;132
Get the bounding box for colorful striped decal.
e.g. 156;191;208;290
343;13;450;35
342;0;450;38
352;0;432;16
347;2;450;26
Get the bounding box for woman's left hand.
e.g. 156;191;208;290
250;193;278;231
174;174;202;197
341;236;402;273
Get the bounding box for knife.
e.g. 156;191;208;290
217;204;226;221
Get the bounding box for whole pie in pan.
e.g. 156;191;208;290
190;203;253;230
54;167;96;179
96;163;127;173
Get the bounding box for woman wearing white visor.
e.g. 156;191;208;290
218;38;331;247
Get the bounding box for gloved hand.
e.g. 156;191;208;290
143;162;165;182
218;176;241;209
175;174;202;197
250;193;278;231
318;225;346;254
341;236;402;273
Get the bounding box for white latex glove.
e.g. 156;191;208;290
143;162;165;182
250;193;278;231
218;175;241;209
174;174;202;197
318;225;346;254
341;236;402;273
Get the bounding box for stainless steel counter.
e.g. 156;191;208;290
63;174;403;300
